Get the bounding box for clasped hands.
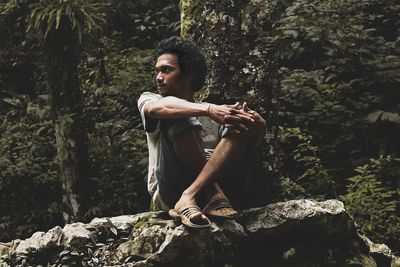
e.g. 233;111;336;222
208;102;266;135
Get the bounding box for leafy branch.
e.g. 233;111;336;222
27;0;108;42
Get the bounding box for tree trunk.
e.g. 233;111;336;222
45;17;90;223
180;0;286;202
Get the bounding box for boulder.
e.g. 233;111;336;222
62;222;93;248
0;199;398;267
115;218;246;266
14;226;63;255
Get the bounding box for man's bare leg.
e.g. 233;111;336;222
169;129;210;224
172;129;250;213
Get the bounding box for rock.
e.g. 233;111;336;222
244;199;344;229
358;233;400;267
242;199;352;240
239;199;366;266
62;222;92;248
0;243;11;257
116;218;246;266
1;199;398;267
90;212;164;232
14;226;63;255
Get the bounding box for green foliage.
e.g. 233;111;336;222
367;110;400;124
0;94;63;241
273;0;400;250
274;0;400;164
86;128;149;218
104;0;180;48
278;127;336;200
81;37;156;105
343;156;400;248
0;0;38;99
27;0;107;42
81;41;156;217
0;0;177;241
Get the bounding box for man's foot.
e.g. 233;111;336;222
170;194;211;228
169;206;211;228
203;198;239;219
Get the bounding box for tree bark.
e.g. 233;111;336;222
180;0;284;191
44;17;90;223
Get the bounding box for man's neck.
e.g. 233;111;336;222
173;87;194;102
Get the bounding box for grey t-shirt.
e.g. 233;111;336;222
137;92;221;209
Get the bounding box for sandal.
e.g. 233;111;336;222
169;206;211;228
203;199;239;219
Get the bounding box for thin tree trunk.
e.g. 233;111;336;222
54;123;80;221
45;17;90;223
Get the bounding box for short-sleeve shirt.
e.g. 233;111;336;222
137;92;221;200
138;92;163;197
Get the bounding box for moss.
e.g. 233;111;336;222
133;215;153;229
134;220;145;229
180;0;201;37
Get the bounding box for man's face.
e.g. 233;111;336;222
155;53;189;97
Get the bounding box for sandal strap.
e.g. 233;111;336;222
203;199;233;212
180;206;202;218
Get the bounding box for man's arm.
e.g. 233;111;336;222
144;96;208;119
144;96;255;130
224;102;267;145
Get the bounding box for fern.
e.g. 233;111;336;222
343;156;400;244
27;0;108;42
367;110;400;124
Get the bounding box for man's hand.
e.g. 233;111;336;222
207;102;255;132
223;102;266;135
242;102;266;135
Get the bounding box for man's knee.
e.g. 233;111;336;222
221;126;265;151
220;129;252;148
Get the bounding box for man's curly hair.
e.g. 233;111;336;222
156;36;207;92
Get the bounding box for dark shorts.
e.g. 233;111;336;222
156;117;256;209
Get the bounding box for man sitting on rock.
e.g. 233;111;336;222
138;36;266;228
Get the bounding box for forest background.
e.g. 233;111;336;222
0;0;399;254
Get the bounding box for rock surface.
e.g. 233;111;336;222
0;199;398;267
14;226;63;255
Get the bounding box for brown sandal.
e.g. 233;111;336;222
203;199;239;219
169;206;211;228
